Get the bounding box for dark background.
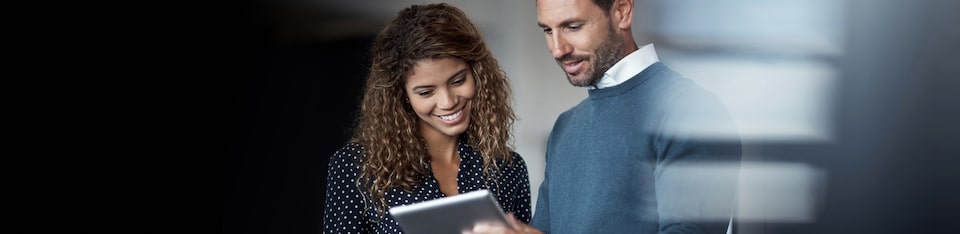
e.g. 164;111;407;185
228;2;376;233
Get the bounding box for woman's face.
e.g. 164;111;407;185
405;57;476;140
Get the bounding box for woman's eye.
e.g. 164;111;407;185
417;91;432;96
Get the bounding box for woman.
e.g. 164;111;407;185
323;3;531;233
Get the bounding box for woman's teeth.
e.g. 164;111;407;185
440;110;462;121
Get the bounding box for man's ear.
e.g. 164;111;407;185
612;0;634;30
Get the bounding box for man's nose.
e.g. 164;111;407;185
550;33;572;59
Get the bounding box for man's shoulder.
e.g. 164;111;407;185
554;96;591;118
639;63;695;90
638;63;715;103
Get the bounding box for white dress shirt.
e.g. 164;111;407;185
592;43;660;89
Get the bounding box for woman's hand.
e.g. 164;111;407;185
464;213;543;234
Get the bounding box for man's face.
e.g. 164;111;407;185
537;0;624;87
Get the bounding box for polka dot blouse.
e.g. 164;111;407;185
323;136;532;233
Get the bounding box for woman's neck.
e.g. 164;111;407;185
422;135;458;164
418;122;460;163
419;123;462;196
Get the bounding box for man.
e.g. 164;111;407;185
471;0;741;233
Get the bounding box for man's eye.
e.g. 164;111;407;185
543;28;553;35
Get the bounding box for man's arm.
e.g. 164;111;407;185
654;88;742;234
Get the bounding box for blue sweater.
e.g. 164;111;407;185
531;62;741;234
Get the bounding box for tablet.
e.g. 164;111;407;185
389;189;512;233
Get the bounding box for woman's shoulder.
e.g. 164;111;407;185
491;151;528;181
499;151;528;170
329;142;366;166
509;151;525;163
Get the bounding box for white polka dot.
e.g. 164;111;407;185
323;140;532;233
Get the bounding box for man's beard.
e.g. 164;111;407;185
559;23;625;87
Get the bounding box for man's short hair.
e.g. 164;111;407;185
593;0;615;14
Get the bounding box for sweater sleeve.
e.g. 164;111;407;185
530;170;551;233
323;144;371;234
654;87;742;234
530;109;573;233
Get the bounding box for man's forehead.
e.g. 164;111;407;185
537;0;599;25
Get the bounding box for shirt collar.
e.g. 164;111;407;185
592;43;660;89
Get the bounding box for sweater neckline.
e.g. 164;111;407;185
587;62;663;99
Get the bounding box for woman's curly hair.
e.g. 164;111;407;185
350;3;516;219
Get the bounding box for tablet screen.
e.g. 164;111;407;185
389;189;512;233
